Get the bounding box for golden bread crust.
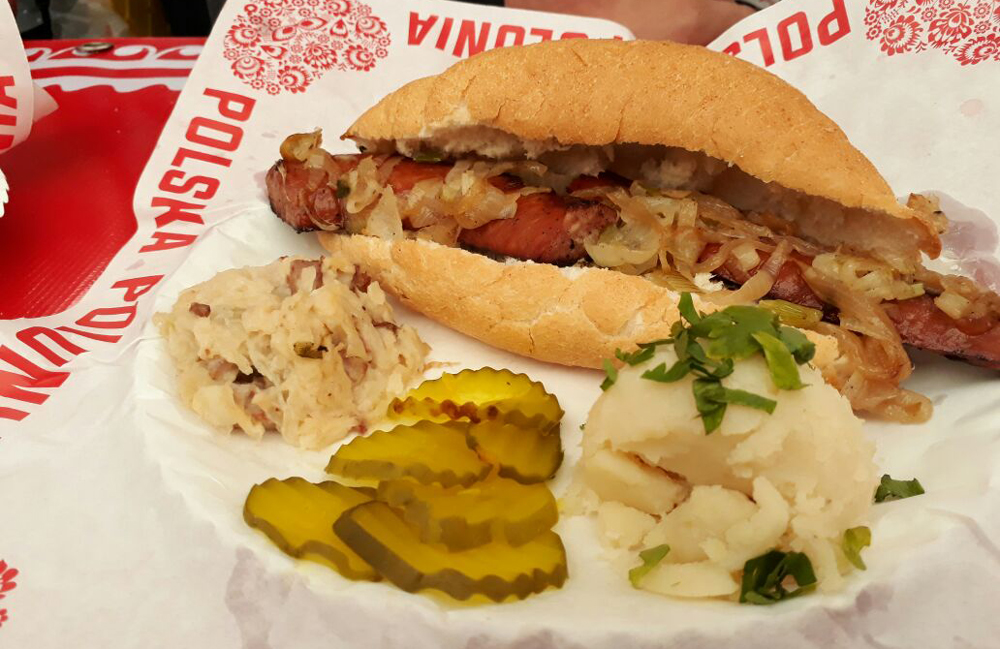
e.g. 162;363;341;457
320;233;841;373
344;39;939;258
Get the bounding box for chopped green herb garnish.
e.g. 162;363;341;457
698;306;776;360
778;326;816;364
657;294;813;433
691;379;777;434
719;388;778;413
751;331;805;390
642;360;691;383
600;358;618;391
637;338;674;349
678;292;701;325
689;356;734;380
413;150;444;163
842;526;871;570
683;338;708;364
693;378;728;435
628;544;670;588
335;179;351;199
874;474;925;503
740;550;817;605
600;294;813;434
674;329;692;362
616;345;656;366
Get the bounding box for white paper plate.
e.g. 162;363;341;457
132;210;1000;648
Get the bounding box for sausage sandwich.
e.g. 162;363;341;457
265;39;1000;423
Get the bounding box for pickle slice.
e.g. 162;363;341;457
334;501;568;602
389;368;564;432
376;475;559;550
466;419;563;484
243;477;378;581
325;421;491;488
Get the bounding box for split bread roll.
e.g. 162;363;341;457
319;233;844;373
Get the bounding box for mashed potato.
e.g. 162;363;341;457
577;344;878;598
155;255;428;449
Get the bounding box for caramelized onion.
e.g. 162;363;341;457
280;130;322;163
803;269;902;346
879;389;933;423
376;156;402;185
811;321;929;423
401;179;448;229
701;238;788;306
585;220;659;268
364;188;403;241
452;184;519;229
606;189;660;230
344;157;383;214
732;243;761;272
703;268;775;306
692;238;762;274
816;329;931;424
436;161;534;229
760;239;792;277
812;253;924;302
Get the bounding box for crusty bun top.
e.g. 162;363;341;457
344;39;941;261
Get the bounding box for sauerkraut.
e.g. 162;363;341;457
155;255;429;449
575;345;878;599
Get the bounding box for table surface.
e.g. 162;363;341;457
0;38;204;320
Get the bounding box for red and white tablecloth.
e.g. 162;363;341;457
0;38;202;319
3;2;1000;644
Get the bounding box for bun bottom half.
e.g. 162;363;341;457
318;233;842;372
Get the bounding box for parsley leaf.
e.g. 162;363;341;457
629;544;671;588
600;358;618;391
693;379;728;434
687;310;734;340
720;388;777;414
700;404;727;434
703;306;776;360
638;338;674;349
740;550;817;605
678;292;701;325
641;360;691;383
842;526;871;570
874;474;925;502
688;354;734;380
692;380;778;433
752;331;804;390
779;326;816;364
616;346;656;366
335;179;351;199
674;329;692;362
686;339;709;364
